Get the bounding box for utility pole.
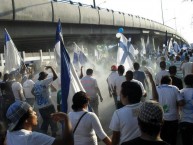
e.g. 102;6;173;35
160;0;164;25
93;0;96;8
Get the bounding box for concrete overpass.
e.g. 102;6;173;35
0;0;188;53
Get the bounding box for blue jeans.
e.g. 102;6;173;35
39;104;58;136
90;97;99;116
180;122;193;145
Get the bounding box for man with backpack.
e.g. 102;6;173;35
32;66;58;137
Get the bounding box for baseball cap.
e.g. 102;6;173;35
6;101;31;131
138;101;163;125
111;65;118;71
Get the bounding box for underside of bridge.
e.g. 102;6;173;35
0;21;178;54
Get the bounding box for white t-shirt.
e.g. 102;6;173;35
68;111;107;145
156;84;182;121
23;79;35;99
131;79;146;95
173;61;183;78
155;70;170;86
179;88;193;123
114;75;126;101
109;103;142;144
6;129;55;145
107;71;119;91
12;81;25;101
189;57;193;62
181;62;193;77
81;76;98;100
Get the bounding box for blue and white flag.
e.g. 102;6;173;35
116;33;135;70
4;29;22;73
54;20;85;113
73;43;88;68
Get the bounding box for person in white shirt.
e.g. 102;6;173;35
113;65;126;109
155;61;170;86
181;56;193;77
12;73;26;101
107;65;119;106
23;74;35;107
6;101;74;145
68;91;111;145
110;81;143;145
178;74;193;145
32;66;58;137
156;76;184;145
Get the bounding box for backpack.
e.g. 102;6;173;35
32;83;48;106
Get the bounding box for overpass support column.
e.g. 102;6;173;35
0;53;4;67
49;49;52;60
22;51;25;62
39;49;43;64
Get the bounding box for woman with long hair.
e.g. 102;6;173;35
68;91;111;145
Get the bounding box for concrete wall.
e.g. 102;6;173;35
133;16;141;28
124;14;134;27
53;3;80;23
99;10;113;25
79;7;99;24
0;0;13;20
113;12;124;26
14;0;52;21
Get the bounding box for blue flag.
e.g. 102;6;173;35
73;51;79;65
73;43;88;68
54;20;85;113
55;20;71;113
79;51;87;65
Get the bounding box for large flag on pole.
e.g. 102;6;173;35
4;29;22;73
116;32;135;70
54;20;85;113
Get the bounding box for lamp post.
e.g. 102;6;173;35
93;0;96;8
160;0;164;25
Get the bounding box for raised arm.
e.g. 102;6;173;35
145;70;158;101
51;112;74;145
45;66;58;81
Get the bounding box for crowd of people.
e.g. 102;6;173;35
0;47;193;145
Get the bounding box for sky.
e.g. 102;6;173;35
72;0;193;43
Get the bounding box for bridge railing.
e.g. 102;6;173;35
0;50;55;72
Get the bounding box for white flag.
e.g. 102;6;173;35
4;29;22;73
